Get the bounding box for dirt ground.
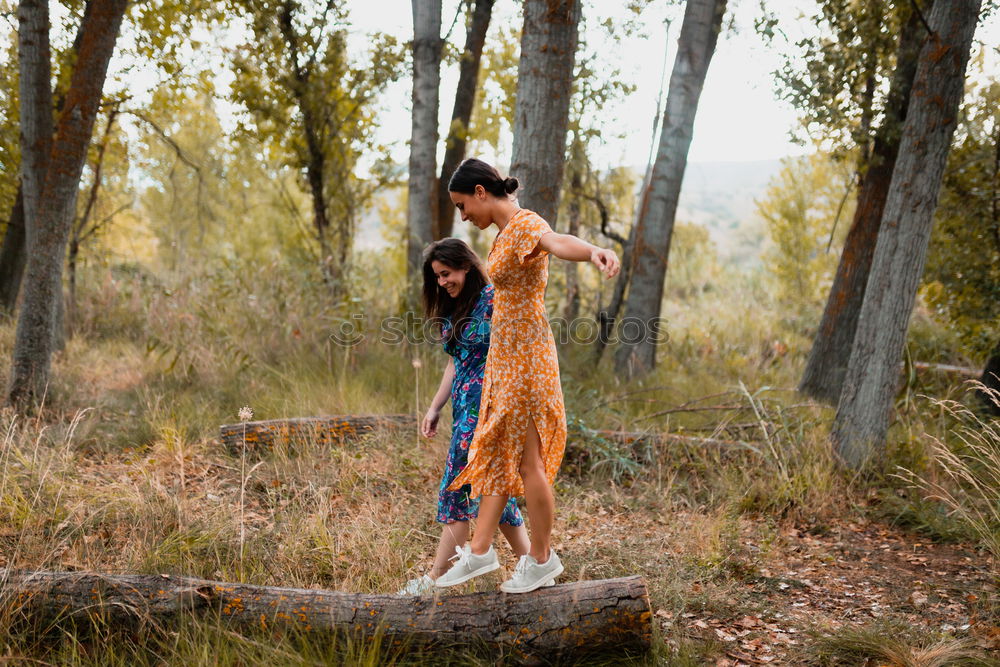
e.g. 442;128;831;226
661;518;998;665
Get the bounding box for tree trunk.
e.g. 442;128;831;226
614;0;726;378
219;414;418;458
17;0;53;255
977;340;1000;416
67;104;117;333
563;170;582;322
1;570;652;661
276;1;334;288
830;0;982;468
16;0;56;337
509;0;582;228
435;0;494;240
0;186;27;314
595;205;638;361
406;0;442;295
19;0;68;354
799;3;932;404
7;0;127;409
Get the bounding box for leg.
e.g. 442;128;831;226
519;416;555;563
429;520;470;579
469;495;507;555
499;522;530;557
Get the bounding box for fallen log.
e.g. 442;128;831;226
219;414;417;456
0;570;651;661
222;416;760;462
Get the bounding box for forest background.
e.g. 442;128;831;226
1;0;1000;664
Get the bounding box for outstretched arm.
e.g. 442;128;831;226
537;232;621;279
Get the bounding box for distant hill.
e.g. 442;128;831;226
676;158;783;268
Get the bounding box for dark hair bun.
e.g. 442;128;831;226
449;158;517;198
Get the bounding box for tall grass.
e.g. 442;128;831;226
0;259;989;663
898;387;1000;558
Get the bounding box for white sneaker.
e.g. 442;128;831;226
500;551;564;593
397;574;435;595
434;545;500;588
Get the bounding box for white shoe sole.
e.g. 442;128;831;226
434;560;500;588
500;565;564;593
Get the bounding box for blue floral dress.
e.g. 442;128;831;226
437;284;523;526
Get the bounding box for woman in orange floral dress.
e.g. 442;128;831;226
435;158;620;593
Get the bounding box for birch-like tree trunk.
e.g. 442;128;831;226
799;3;932;404
614;0;726;377
831;0;982;467
10;0;52;320
7;0;128;408
17;0;53;253
406;0;442;291
435;0;494;240
509;0;582;228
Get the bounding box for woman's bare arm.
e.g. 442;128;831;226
422;361;456;437
537;232;621;279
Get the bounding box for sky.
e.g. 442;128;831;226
345;0;1000;169
20;0;1000;171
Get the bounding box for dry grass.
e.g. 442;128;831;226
0;264;992;663
798;620;992;666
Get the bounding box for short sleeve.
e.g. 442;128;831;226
511;213;553;264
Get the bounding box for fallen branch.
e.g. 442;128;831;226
0;570;651;661
219;415;417;456
593;429;761;455
910;362;979;377
220;416;760;460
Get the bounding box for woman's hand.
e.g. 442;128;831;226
421;407;442;438
591;247;620;279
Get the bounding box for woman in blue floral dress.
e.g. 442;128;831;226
398;239;530;595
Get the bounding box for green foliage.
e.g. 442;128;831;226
758;153;854;318
468;24;519;156
765;0;907;156
666;222;722;300
227;0;405;289
923;71;1000;360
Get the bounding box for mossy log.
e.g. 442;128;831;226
0;570;651;661
219;415;417;456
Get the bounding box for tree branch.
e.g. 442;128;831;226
909;0;934;36
125;109;203;174
580;191;627;246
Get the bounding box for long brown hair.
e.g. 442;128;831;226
422;239;489;344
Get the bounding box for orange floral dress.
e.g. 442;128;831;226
448;209;567;498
